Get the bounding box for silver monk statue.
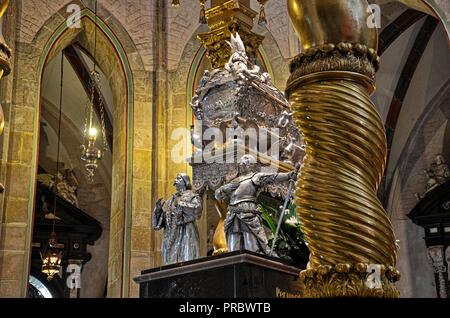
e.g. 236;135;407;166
215;155;297;255
153;173;203;265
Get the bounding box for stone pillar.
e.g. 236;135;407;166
0;0;26;298
148;0;168;274
285;0;400;297
427;246;448;298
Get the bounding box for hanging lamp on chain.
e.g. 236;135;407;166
257;0;268;26
41;53;64;281
80;0;109;183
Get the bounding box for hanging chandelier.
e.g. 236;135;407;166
40;231;63;281
80;0;108;183
41;53;65;281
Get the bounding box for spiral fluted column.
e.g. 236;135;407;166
0;0;11;194
0;0;11;82
286;0;400;297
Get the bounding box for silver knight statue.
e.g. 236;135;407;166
152;173;203;265
215;155;297;255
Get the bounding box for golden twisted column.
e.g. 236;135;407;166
286;0;400;297
0;0;10;193
0;0;9;18
0;0;11;84
0;0;11;100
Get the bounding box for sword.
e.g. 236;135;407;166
270;163;300;256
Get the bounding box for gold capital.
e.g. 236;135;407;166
197;0;264;69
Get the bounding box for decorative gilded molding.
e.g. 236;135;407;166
0;0;10;193
198;25;263;69
197;0;263;69
0;0;11;77
288;42;380;83
299;263;400;298
0;42;11;77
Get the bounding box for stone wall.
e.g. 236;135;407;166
1;0;447;299
387;80;450;297
0;0;29;298
383;23;450;296
0;1;153;298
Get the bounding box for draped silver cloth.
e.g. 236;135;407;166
153;190;202;265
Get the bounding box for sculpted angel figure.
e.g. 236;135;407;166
428;154;450;184
37;169;79;207
416;155;450;199
225;33;269;84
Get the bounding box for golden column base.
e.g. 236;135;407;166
286;44;400;298
300;263;400;298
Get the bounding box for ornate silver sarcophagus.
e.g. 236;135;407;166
189;34;304;198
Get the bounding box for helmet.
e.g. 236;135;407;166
177;173;192;190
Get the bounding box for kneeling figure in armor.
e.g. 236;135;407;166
215;155;297;255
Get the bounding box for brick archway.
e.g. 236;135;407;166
0;4;154;298
33;10;133;298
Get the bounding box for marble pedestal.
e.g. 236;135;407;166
133;250;303;298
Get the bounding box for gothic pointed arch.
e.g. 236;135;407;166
6;3;151;298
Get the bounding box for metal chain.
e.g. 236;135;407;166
93;0;107;152
81;89;89;148
99;88;109;152
93;0;98;73
88;73;95;131
52;52;65;232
